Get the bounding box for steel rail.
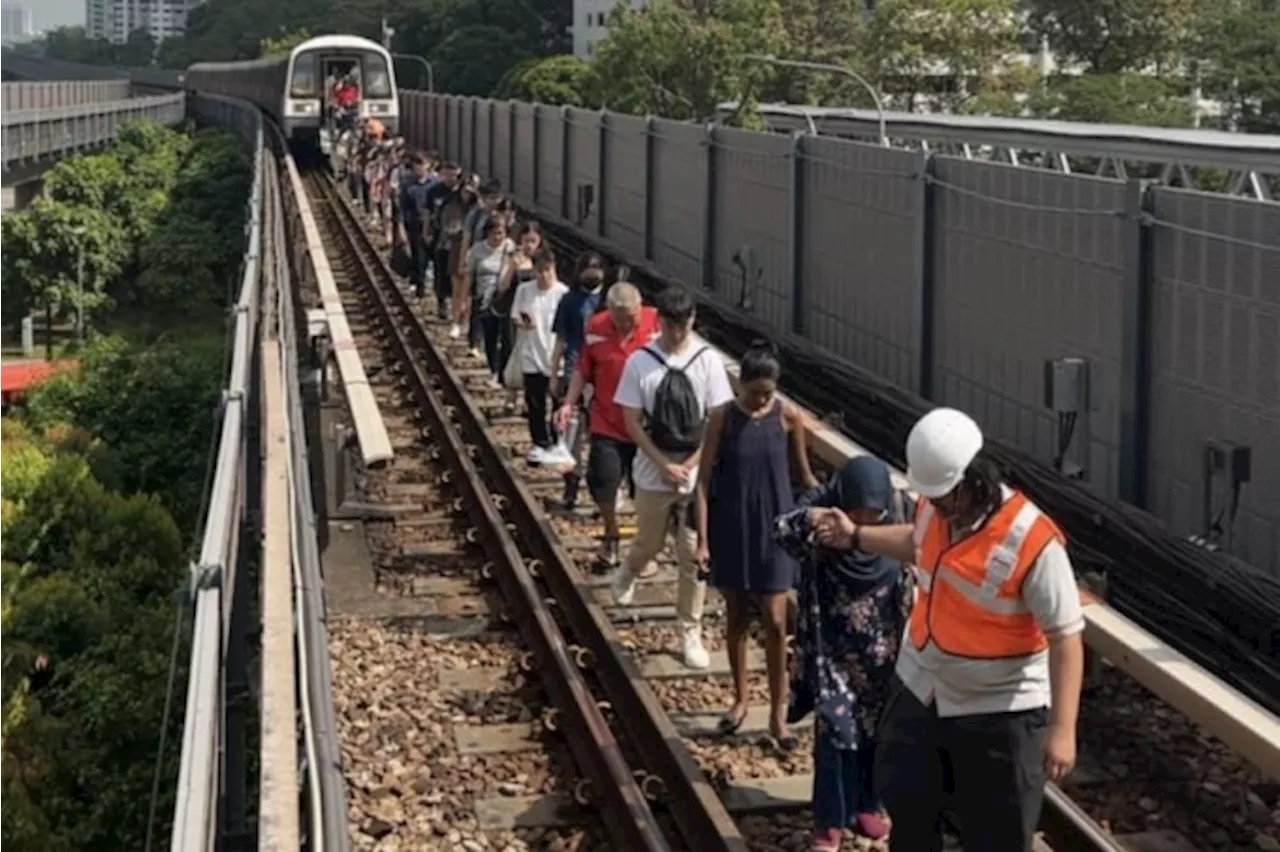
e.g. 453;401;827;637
311;174;751;852
518;203;1140;852
308;172;671;852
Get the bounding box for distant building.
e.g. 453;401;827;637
572;0;639;58
85;0;203;45
1;3;35;44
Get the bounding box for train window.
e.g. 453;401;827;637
362;53;392;98
291;53;319;98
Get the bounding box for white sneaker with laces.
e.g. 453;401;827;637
526;446;550;465
612;568;636;606
681;623;710;670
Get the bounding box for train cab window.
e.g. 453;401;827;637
290;53;320;98
362;53;392;98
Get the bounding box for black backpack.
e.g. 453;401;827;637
643;345;710;459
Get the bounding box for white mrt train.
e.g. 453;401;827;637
185;34;400;142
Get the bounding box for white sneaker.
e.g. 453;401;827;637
526;446;550;465
486;377;503;390
681;623;710;670
538;440;575;467
448;324;462;339
469;347;484;360
612;568;636;606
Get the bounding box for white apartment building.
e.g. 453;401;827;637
1;3;35;43
573;0;639;58
86;0;202;45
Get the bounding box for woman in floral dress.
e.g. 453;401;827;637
773;456;914;851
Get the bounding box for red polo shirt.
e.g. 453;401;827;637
578;307;660;443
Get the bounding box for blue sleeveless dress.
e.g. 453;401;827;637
708;400;797;593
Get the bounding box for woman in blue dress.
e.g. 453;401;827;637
773;456;914;850
695;341;818;748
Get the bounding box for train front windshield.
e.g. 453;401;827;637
361;53;392;98
291;53;320;98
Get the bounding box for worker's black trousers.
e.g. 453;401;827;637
874;678;1048;852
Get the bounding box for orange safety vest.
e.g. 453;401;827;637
909;490;1064;659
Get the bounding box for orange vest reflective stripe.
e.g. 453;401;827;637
908;490;1064;659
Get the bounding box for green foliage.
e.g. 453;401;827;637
0;199;126;330
24;334;225;528
260;27;314;58
40;25;156;68
1196;4;1280;133
1026;0;1201;74
590;0;787;121
1028;73;1195;126
1;428;185;852
495;55;592;105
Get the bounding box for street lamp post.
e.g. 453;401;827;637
393;53;435;93
742;54;888;147
69;225;87;346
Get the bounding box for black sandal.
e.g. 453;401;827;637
717;708;748;736
769;723;799;752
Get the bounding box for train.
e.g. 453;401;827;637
185;34;400;144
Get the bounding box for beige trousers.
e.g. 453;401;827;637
623;487;706;626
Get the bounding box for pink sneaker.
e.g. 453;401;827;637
811;827;842;851
855;811;891;840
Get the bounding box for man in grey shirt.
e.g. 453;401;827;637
811;407;1084;852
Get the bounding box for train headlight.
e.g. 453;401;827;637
366;102;390;114
289;100;319;115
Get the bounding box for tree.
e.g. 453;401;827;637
1196;3;1280;133
1025;0;1200;74
495;55;592;105
1028;72;1195;126
1;200;127;344
260;27;314;58
858;0;1024;112
119;27;156;67
590;0;788;122
432;25;537;96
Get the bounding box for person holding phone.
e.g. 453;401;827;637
511;248;569;464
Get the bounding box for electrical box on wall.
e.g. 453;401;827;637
1043;357;1089;414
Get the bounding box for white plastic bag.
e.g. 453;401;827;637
503;330;526;391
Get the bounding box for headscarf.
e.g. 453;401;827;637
825;456;898;588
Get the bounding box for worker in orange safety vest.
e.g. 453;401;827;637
810;407;1084;852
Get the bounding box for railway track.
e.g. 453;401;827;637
300;166;1257;852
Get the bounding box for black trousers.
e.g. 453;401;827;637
407;229;430;296
523;372;553;448
432;245;452;314
874;679;1048;852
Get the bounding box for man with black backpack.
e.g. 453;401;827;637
613;284;734;669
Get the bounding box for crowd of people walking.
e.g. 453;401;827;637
337;122;1085;852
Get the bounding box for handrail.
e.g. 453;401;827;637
169;96;264;852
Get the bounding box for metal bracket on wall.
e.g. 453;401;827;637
731;244;762;312
576;183;595;226
1193;440;1252;552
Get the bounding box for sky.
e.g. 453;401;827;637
23;0;84;31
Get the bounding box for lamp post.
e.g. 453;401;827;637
742;54;888;146
393;53;434;93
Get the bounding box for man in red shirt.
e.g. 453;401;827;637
554;282;659;567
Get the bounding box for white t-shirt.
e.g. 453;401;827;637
613;336;734;494
512;279;569;376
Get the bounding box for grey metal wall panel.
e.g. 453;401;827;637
602;113;647;260
460;98;476;169
650;119;707;287
799;137;920;387
447;96;463;162
474;99;493;178
711;127;792;334
492;102;513;191
1148;188;1280;572
536;105;566;217
931;158;1127;498
513;103;537;203
433;95;447;151
566;107;602;237
1;80;129;111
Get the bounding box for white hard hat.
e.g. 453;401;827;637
905;407;984;498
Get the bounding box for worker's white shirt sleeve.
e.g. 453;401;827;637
1021;539;1085;639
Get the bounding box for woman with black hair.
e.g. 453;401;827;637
694;340;818;749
